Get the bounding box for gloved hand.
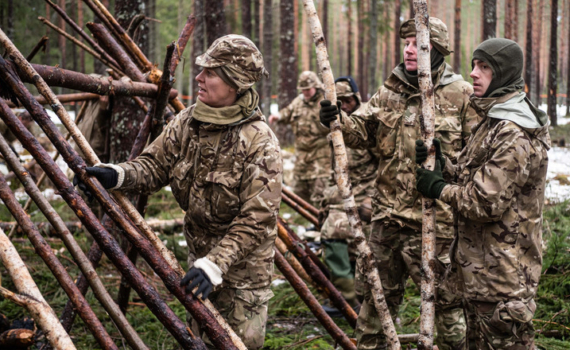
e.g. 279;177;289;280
73;166;119;201
415;138;445;167
319;100;342;128
416;159;447;199
180;267;214;300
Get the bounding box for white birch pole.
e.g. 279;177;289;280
0;28;247;350
413;2;437;349
0;228;76;350
302;1;400;349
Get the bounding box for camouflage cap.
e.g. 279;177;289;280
335;80;362;105
196;34;268;93
297;71;324;90
399;17;452;56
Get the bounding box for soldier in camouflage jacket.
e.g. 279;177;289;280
417;38;550;350
270;71;331;207
321;18;478;350
77;35;282;349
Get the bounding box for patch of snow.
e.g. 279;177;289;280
538;103;570;125
271;278;286;287
282;213;292;220
178;240;187;247
164;186;172;192
270;103;279;116
545;147;570;203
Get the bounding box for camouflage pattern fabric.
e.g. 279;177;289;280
189;287;274;350
339;63;478;239
440;92;550;303
278;89;332;184
74;98;110;160
464;299;536;350
196;34;268;94
297;70;324;90
292;176;328;208
336;80;362;103
355;222;466;350
117;103;283;290
400;17;452;56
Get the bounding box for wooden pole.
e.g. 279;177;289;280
302;1;400;348
281;193;320;228
278;218;358;328
26;36;49;61
0;229;76;350
0;171;120;350
274;249;356;350
275;237;316;288
412;1;437;349
39;16;124;73
282;186;320;217
5;92;100;108
0;132;150;350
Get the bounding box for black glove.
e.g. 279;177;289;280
416;160;447;199
415;138;445;167
319;100;342;128
180;267;213;300
73;166;118;201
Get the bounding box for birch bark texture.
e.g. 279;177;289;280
302;1;400;348
0;228;76;350
412;2;437;349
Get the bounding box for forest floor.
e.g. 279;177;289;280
0;118;569;349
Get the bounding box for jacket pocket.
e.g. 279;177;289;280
235;288;275;307
375;110;400;158
435;117;464;161
206;170;241;222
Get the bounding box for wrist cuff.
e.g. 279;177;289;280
94;162;125;190
194;257;223;286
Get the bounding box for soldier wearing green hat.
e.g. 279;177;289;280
320;18;478;350
75;34;282;349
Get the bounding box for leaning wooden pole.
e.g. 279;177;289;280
412;2;437;349
302;1;400;348
274;249;356;350
5;93;100;108
0;134;150;350
0;228;76;350
282;187;320;217
278;218;358;328
26;35;49;61
0;171;120;350
275;237;316;288
281;193;320;228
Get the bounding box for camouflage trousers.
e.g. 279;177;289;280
464;299;536;350
292;176;328;208
189;287;274;349
355;221;466;350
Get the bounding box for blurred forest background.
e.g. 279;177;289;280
1;0;569;126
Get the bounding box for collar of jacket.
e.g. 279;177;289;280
193;89;263;127
302;89;323;106
385;63;463;96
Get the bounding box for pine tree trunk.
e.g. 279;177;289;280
241;0;251;37
205;0;227;45
504;0;512;38
7;0;13;40
525;0;534;100
279;0;297;109
394;0;402;68
253;0;260;47
58;0;66;70
357;0;365;97
533;0;543;105
567;1;570;116
368;0;378;95
547;0;558;125
93;0;109;74
261;0;272;116
453;0;461;73
513;0;519;41
192;0;205;105
78;0;85;72
482;0;497;40
347;1;352;75
176;0;184;97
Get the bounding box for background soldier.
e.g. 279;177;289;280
76;35;282;350
320;76;377;315
269;71;330;207
320;18;478;350
416;38;550;350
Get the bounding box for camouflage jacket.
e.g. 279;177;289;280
320;147;378;240
339;63;478;238
278;91;332;180
441;92;550;302
117;104;283;289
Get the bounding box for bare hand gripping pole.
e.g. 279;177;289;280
302;0;400;348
